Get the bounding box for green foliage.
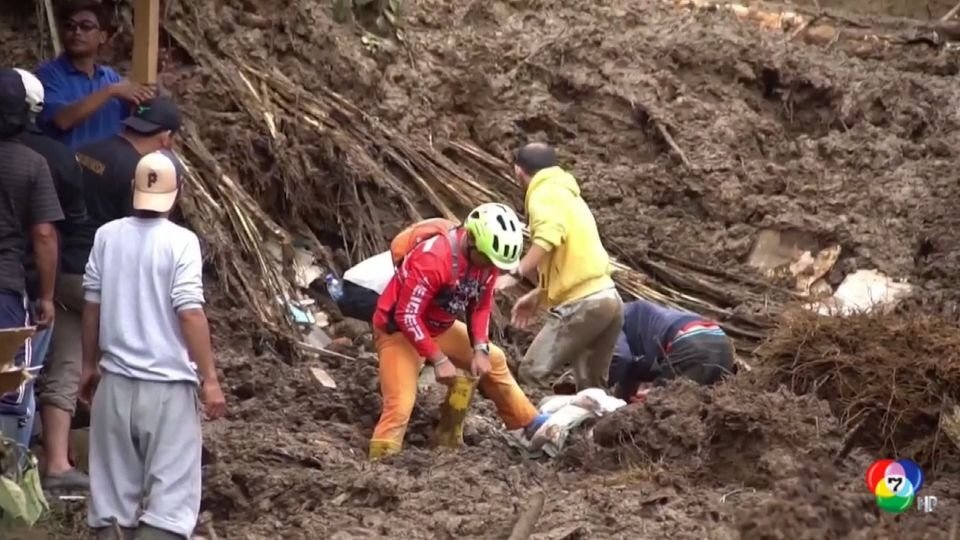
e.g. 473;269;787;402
333;0;402;35
0;438;48;531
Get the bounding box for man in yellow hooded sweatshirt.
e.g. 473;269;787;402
496;143;624;390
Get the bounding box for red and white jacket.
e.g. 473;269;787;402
372;228;497;359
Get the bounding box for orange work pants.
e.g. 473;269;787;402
369;321;538;458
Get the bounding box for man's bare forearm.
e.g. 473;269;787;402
521;266;538;284
178;308;219;384
81;302;101;371
52;87;116;131
32;224;58;301
521;287;542;307
517;243;549;284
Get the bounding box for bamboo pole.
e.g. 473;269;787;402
132;0;160;84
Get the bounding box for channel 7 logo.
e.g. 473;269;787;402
866;459;940;514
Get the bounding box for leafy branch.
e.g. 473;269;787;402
0;438;48;531
0;329;47;529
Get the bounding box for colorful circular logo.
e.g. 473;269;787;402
865;458;924;513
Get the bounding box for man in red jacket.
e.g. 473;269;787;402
369;203;546;459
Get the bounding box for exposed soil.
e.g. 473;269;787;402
3;0;960;538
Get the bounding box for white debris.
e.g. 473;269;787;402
528;388;627;457
805;269;913;316
264;241;324;289
309;367;337;389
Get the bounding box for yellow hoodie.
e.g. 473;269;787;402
525;166;615;307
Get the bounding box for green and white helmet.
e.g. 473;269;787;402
464;202;524;271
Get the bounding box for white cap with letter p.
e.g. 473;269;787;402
133;150;181;213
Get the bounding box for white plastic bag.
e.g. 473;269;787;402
569;387;625;414
537;394;578;414
528;404;594;456
528;388;628;456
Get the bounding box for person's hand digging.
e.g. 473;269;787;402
469;351;491;378
432;356;457;386
201;380;227;420
510;290;540;329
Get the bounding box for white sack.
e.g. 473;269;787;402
528;387;627;457
343;250;394;294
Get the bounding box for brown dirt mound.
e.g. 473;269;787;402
731;469;958;540
565;380;842;487
754;307;960;471
730;445;960;539
734;473;879;540
5;0;960;538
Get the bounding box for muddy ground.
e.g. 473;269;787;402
4;0;960;538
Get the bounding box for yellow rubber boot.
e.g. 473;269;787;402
368;439;402;460
433;370;477;449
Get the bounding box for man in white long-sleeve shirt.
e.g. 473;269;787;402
79;150;227;540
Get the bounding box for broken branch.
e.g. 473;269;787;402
654;119;692;169
629;100;694;170
507;491;546;540
941;0;960;21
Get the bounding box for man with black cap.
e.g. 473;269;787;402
80;150;225;540
0;68;63;455
39;95;181;490
9;68;86;476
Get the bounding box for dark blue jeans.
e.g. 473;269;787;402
0;291;50;459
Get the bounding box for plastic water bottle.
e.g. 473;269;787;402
325;273;344;302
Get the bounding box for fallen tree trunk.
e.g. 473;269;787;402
674;0;960;56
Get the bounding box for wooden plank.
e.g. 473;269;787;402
0;326;35;395
43;0;61;56
131;0;160;84
0;327;35;371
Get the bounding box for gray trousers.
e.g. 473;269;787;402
88;372;202;539
519;288;624;390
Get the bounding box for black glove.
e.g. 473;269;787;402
613;355;659;400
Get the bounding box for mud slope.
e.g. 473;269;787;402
393;0;960;296
134;349;960;539
2;0;960;538
160;359;960;539
147;0;960;313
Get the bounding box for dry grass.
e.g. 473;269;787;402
754;307;960;470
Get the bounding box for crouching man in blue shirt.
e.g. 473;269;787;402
608;300;736;401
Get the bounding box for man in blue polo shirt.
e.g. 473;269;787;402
35;1;154;149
